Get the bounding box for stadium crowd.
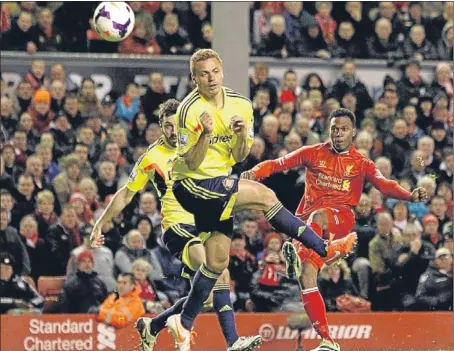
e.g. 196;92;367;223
0;1;453;326
0;1;453;61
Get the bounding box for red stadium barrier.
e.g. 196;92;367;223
0;312;452;351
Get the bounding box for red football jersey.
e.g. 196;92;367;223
252;142;412;219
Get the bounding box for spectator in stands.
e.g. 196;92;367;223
0;190;15;220
249;63;278;111
132;258;169;314
403;105;425;148
74;143;93;179
34;189;57;236
187;1;211;49
49;80;66;115
431;63;453;108
319;260;358;312
403;25;438;61
128;2;157;33
18;215;47;281
78;177;100;212
229;232;258;311
397;59;428;106
63;93;84;130
238;215;264;257
259;115;281;159
12;129;32;165
50;64;78;93
302;73;327;100
11;173;36;229
2;143;23;181
437;22;453;61
141;73;171;124
78;78;98;118
0;252;43;314
95;160;119;202
115;84;140;124
156;14;193;55
133;215;158;250
278;112;293;138
1;96;18;140
114;230;162;281
442;223;453;253
382;88;401;119
53;154;81;205
366;18;402;60
369;212;403;311
333;21;362;58
421;213;441;249
400;150;428;188
0;208;31;276
415;247;453;311
153;1;184;32
51;114;76;160
151;244;187;302
402;2;429;35
128;112;149;148
25;59;48;92
343;2;372;38
34;7;67;52
417;136;440;174
301;20;331;59
118;17;161;55
314;1;336;44
133;192;162;232
145;123;162;145
19;112;39;150
11;81;33;116
25;154;47;192
383;119;412;176
1;6;11;33
198;22;213;49
252;1;277;47
28;89;55;133
430;196;450;234
293;116;320;145
282;2;314;42
44;205;80;276
375;1;405;41
58;249;108;313
1;10;38;53
257;15;294;58
98;272;145;328
392;222;435;309
438;151;453;185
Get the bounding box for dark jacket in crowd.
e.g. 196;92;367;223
58;270;108;313
415;264;453;311
1;22;38;51
256;32;295;58
397;76;429;106
392;242;435;297
44;223;78;276
319;271;359;312
330;74;374;116
140;87;171;124
366;35;403;60
0;228;31;276
0;274;44;314
403;38;438;60
156;28;193;55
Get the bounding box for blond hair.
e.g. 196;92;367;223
190;49;223;76
132;258;151;273
20;215;38;232
37;190;55;204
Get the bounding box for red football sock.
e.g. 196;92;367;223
301;288;333;343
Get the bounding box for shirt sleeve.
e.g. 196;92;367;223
126;153;152;192
364;159;412;201
252;146;313;179
177;103;202;156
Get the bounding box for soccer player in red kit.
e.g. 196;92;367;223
241;108;428;351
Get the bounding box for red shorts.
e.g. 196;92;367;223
293;207;356;270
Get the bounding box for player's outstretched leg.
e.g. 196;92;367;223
233;179;357;261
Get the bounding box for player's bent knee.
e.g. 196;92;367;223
217;269;230;284
206;257;229;274
187;244;206;271
308;209;329;227
262;187;278;208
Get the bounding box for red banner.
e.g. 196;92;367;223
1;312;452;351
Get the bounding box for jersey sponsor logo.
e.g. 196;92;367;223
344;164;354;177
209;135;233;145
179;133;189;146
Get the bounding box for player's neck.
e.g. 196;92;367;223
201;88;224;109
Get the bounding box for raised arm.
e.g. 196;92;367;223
364;160;427;202
242;146;312;180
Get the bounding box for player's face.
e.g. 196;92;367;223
161;115;178;147
193;58;224;98
329;117;355;152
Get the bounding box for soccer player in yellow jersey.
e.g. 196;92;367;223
90;100;261;351
166;49;358;350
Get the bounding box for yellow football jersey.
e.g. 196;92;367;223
126;136;194;231
172;87;254;180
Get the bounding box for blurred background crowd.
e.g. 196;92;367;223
0;1;452;323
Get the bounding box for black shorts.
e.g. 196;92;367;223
173;176;239;235
162;223;202;278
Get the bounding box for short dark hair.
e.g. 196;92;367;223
158;99;180;124
119;272;136;285
329;108;356;126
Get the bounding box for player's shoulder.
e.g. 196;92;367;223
142;137;166;160
309;142;330;153
225;87;252;105
178;89;203;127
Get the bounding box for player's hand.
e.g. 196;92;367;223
230;115;247;137
200;111;213;135
410;187;428;203
240;170;256;180
90;223;105;248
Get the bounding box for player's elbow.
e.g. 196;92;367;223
184;154;201;171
